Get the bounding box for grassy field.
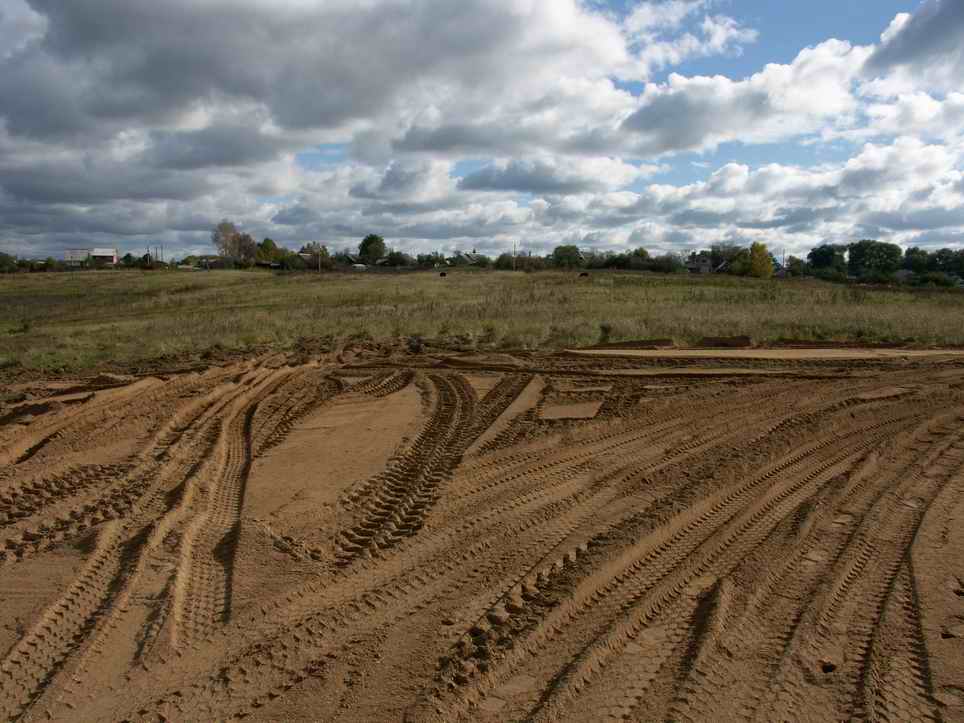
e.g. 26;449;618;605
2;269;963;373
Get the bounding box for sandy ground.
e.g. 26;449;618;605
1;350;964;721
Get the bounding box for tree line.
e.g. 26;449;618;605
795;240;964;286
2;221;962;287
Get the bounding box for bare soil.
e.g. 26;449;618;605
2;348;964;721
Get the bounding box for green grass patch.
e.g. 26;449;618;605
2;269;962;372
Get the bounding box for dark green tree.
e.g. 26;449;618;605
903;246;930;273
359;234;386;264
649;253;685;274
258;238;280;262
929;248;959;274
847;239;902;277
494;253;515;270
384;250;413;267
551;245;583;269
807;244;848;272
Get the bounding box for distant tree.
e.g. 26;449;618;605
785;256;809;277
237;233;258;264
384;249;413;267
359;234;386;264
212;220;240;258
584;251;611;270
552;245;583;269
474;254;492;268
649;252;685;274
279;251;306;270
807;243;848;272
0;252;18;273
627;247;650;270
848;239;902;277
416;252;446;268
749;242;774;278
121;252;136;268
494;253;515;270
258;237;280;263
903;246;930;273
929;247;960;274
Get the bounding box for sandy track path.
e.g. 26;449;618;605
2;353;962;722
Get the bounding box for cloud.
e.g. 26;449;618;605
865;1;964;89
145;125;291;170
620;2;758;81
0;0;46;60
457;157;651;194
621;39;870;154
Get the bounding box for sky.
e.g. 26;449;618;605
1;0;963;260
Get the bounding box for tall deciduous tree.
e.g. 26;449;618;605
212;220;240;257
807;244;848;271
749;242;774;278
359;234;386;264
552;244;583;268
848;239;902;277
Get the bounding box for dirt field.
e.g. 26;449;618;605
2;346;964;721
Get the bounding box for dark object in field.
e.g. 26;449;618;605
698;335;753;348
439;272;447;277
579;272;589;277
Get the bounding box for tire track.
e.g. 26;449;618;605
6;357;960;722
429;410;919;721
172;368;298;646
522;426;908;723
754;416;964;722
0;522;126;720
336;373;476;561
0;370;273;719
665;417;955;722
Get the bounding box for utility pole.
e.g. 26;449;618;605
512;240;517;271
